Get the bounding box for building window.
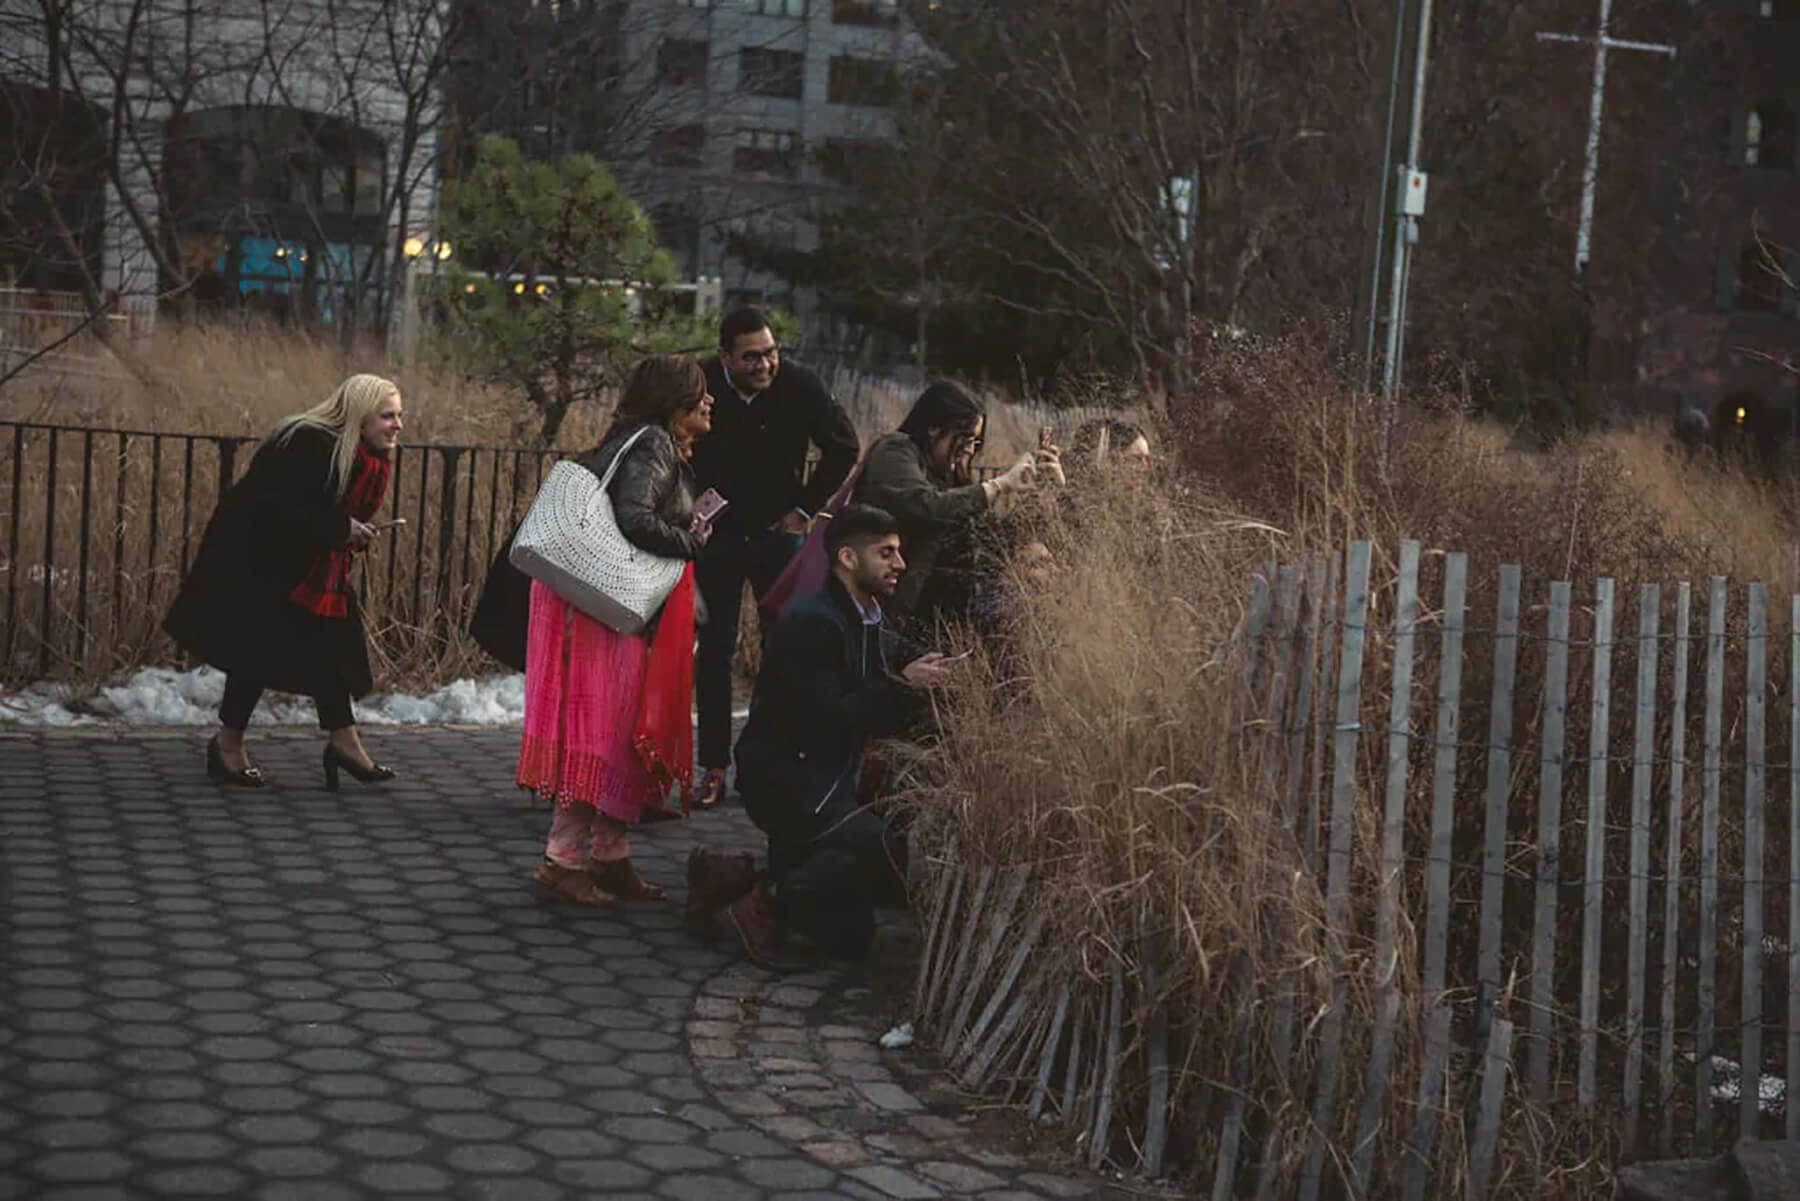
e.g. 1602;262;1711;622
733;128;800;176
1757;0;1800;17
657;39;709;88
650;202;702;274
827;55;899;106
739;47;805;98
1744;102;1797;170
831;0;898;26
741;0;807;14
819;137;885;179
649;124;706;167
318;163;351;214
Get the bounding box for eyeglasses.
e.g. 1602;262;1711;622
738;345;780;365
953;430;984;453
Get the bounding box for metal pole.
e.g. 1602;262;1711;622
1380;0;1434;404
1359;0;1412;393
1574;0;1613;276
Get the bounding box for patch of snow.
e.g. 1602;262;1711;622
1;665;750;729
1;665;527;728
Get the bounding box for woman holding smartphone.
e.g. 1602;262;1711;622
518;355;715;906
163;374;404;790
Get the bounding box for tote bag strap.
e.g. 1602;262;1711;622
819;454;867;519
590;424;654;495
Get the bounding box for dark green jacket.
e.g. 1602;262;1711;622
852;431;990;629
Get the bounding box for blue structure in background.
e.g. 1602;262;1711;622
216;236;375;326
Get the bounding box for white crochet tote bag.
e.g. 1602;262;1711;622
509;426;686;635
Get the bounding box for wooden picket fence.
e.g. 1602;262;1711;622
911;539;1800;1197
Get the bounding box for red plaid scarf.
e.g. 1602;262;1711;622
288;440;392;618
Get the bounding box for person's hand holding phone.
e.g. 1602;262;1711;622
902;651;967;689
348;518;377;548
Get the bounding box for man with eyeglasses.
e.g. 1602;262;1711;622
689;306;861;811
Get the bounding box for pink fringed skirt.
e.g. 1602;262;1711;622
516;581;659;824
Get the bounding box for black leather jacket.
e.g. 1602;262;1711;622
582;422;705;561
467;422;701;669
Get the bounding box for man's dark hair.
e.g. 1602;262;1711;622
897;381;984;447
719;306;772;351
826;503;901;560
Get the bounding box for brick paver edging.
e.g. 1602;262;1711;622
687;962;1101;1201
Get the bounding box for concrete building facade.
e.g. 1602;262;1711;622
448;0;928;353
1;0;445;339
1621;0;1800;459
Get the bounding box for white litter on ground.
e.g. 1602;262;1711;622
879;1022;915;1050
1684;1052;1787;1115
0;665;528;728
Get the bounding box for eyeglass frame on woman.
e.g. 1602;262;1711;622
952;428;985;454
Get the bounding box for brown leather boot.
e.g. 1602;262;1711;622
684;847;757;920
723;882;782;969
587;857;664;902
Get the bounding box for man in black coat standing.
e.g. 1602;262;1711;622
685;505;960;967
689;307;861;808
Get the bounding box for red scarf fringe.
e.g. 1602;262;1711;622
632;565;696;814
289;441;392;618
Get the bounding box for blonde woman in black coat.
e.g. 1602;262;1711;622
164;374;404;789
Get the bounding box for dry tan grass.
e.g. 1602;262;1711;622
0;326;1143;687
899;334;1800;1193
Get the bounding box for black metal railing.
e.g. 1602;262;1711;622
0;419;1010;684
0;420;566;684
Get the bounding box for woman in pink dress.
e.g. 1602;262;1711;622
519;355;715;906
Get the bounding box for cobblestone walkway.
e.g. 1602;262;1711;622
0;729;1113;1200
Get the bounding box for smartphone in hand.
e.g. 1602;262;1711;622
371;518;407;532
694;488;729;524
1039;425;1054;451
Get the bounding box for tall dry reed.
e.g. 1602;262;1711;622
901;334;1800;1192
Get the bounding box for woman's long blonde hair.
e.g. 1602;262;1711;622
269;374;398;499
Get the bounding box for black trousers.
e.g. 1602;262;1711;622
219;673;353;733
744;785;907;959
694;530;801;769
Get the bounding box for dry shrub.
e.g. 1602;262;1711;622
902;333;1800;1192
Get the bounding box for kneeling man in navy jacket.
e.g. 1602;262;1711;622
685;504;960;967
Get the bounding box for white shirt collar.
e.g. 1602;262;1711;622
850;591;884;626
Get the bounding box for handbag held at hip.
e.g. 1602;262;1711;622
757;454;867;626
509;426;686;635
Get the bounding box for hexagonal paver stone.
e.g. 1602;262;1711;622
920;1161;1008;1192
553;1159;654;1191
445;1143;541;1175
1017;1173;1097;1198
737;1157;839;1191
230;1115;327;1145
144;1165;249;1196
125;1101;225;1131
629;1144;725;1173
604;1115;696;1144
357;1162;454;1194
31;1149;136;1184
133;1132;236;1161
241;1147;341;1178
525;1128;621;1159
848;1164;946;1199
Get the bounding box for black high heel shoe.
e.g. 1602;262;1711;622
323;744;396;791
207;735;265;788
